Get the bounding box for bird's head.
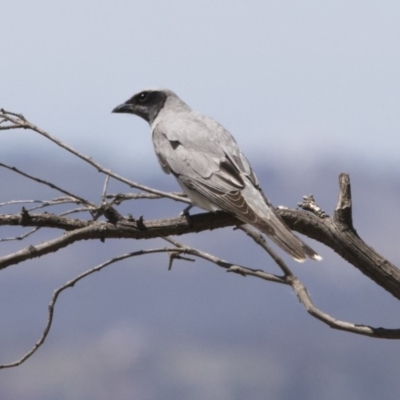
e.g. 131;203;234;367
112;89;171;125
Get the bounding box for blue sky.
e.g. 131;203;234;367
1;2;400;399
2;1;400;173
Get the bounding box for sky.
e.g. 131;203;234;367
2;1;400;173
1;1;400;399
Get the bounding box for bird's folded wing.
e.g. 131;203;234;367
153;117;260;185
152;125;262;224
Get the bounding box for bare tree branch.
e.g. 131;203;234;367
2;108;400;372
280;173;400;301
0;243;286;369
0;211;242;269
106;192;187;205
3;229;400;370
0;162;95;208
0;109;190;204
2;175;400;302
0;227;40;242
289;276;400;339
2;176;400;302
0;248;177;369
238;227;400;339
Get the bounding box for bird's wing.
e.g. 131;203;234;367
152;116;267;226
153;113;258;180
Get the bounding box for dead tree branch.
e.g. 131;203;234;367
2;108;400;370
0;109;189;204
279;174;400;301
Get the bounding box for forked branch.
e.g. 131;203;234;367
2;109;400;371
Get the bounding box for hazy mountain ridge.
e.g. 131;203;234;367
1;155;400;400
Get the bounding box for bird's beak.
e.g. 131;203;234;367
112;102;134;114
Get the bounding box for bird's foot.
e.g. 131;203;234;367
179;204;193;217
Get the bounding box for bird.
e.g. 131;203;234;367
112;89;321;262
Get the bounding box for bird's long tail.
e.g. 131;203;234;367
254;213;322;263
236;184;321;262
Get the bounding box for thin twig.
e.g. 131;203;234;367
2;234;400;370
163;236;286;283
106;192;187;205
0;223;100;270
0;248;174;369
239;225;293;276
0;197;80;209
0;227;40;242
0;109;26;120
0;162;94;208
0;200;49;208
101;175;110;204
0;111;189;204
288;275;400;339
0;125;21;131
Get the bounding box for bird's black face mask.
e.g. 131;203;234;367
112;90;167;123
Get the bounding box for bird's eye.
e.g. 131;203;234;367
138;92;149;103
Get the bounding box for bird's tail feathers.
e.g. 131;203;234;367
254;217;322;263
268;232;322;263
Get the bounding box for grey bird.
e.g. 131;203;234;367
112;89;321;262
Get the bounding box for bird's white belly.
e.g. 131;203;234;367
177;180;220;212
